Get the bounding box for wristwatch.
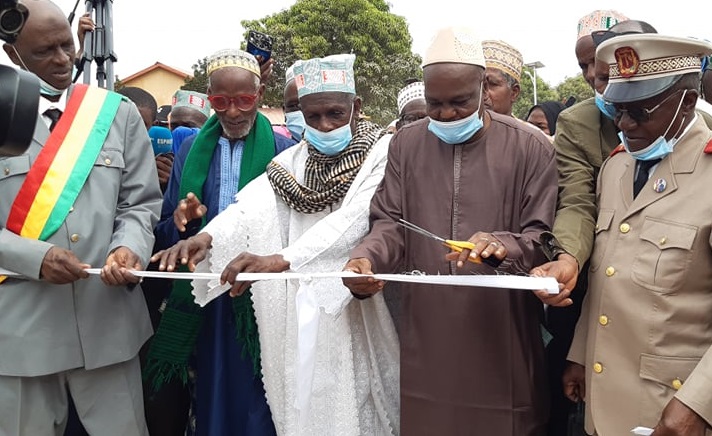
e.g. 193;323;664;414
539;231;568;262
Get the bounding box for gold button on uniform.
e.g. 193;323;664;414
3;168;9;176
69;206;74;213
595;224;599;231
672;379;683;390
593;362;603;374
599;315;609;326
605;266;615;277
660;237;667;246
70;234;79;243
619;223;630;233
104;158;111;165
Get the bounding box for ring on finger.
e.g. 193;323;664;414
490;241;499;248
481;237;490;244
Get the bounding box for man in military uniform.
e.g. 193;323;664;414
564;34;712;435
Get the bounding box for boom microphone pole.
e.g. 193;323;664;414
67;0;81;24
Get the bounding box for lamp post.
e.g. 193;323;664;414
524;61;545;106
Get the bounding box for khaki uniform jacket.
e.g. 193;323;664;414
551;98;619;267
553;99;712;268
0;89;161;376
568;117;712;435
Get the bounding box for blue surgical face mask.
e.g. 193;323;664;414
427;84;484;144
285;110;305;142
39;77;67;97
619;90;687;161
304;105;354;156
595;91;616;120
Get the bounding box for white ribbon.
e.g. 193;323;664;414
3;265;558;424
2;267;559;303
75;268;558;304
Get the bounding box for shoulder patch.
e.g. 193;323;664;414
704;138;712;154
609;143;626;158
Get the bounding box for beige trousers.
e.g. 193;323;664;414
0;355;147;436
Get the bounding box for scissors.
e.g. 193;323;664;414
397;219;482;264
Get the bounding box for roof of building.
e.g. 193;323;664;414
121;62;192;83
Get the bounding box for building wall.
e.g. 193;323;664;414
258;107;285;125
122;69;186;106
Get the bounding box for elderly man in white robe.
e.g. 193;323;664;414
152;54;399;436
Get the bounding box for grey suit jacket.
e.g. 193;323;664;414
0;88;161;376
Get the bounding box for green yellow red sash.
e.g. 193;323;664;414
0;84;122;283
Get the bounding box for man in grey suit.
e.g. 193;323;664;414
0;1;162;434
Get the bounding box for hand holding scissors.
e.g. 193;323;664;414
398;219;505;268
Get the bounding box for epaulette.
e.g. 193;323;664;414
609;143;626;157
704;138;712;154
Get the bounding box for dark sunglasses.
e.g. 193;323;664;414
207;94;258;112
613;90;683;124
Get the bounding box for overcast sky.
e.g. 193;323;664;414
2;1;709;87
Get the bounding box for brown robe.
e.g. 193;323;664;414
351;111;558;435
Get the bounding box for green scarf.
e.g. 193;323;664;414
144;112;275;393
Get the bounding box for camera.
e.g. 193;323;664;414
0;0;28;44
0;0;37;158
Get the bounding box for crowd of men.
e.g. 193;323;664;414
2;2;712;435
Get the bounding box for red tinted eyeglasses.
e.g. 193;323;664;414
207;94;258;112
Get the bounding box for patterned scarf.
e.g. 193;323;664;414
267;119;386;214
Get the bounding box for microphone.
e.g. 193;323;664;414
148;126;173;156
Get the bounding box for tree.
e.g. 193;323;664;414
241;0;422;125
182;57;209;93
513;67;559;120
556;75;594;107
113;76;124;92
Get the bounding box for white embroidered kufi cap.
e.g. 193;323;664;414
285;62;297;83
206;48;260;77
422;26;485;68
577;9;628;40
397;82;425;114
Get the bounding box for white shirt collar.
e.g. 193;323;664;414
38;90;68;129
38;90;68;115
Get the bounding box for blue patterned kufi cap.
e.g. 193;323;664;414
293;54;356;98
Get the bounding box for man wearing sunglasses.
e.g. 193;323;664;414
148;48;296;436
563;34;712;436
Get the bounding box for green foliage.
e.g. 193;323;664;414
513;67;559;120
556;75;594;107
182;57;209;93
514;69;594;120
113;77;124;91
240;0;422;125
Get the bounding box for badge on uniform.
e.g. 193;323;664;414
653;178;666;193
